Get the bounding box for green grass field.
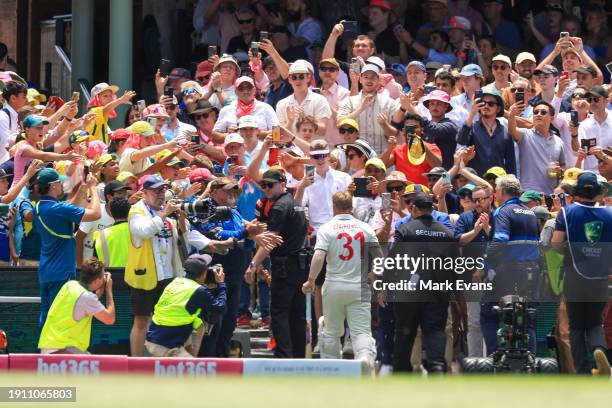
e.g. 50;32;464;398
1;374;611;408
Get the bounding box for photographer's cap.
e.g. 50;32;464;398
210;177;239;190
142;174;169;190
184;254;213;275
261;169;286;183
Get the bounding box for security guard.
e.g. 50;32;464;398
245;168;308;358
145;254;227;358
483;174;541;353
388;192;458;373
94;197;131;267
552;172;612;375
39;258;115;354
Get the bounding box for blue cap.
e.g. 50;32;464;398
575;172;599;192
406;61;426;73
460;64;483;77
23;115;49;129
389;63;406;75
142;175;169;190
37;168;66;187
457;183;477;195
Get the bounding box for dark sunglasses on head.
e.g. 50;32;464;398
290;74;307;81
311;153;329;160
533;109;549;116
480;101;498;107
339;127;357;134
259;181;277;189
386;185;404;193
237;18;254;24
319;66;338;72
194;112;212;120
571;93;586;99
587;96;601;103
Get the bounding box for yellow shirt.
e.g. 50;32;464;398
86;106;110;144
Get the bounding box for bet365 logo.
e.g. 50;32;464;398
584;221;603;244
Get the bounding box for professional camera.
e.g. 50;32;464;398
461;295;558;374
176;198;232;223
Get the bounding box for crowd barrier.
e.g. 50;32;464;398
0;354;363;377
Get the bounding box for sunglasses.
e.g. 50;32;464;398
492;64;509;70
587;97;601;103
474;196;490;203
311;153;329;160
510;87;526;93
571;93;586;99
183;88;198;96
533;109;549;116
426;175;441;180
319;66;338;72
276;143;290;149
551;193;566;199
290;74;307;81
197;76;211;82
386;185;404;193
237;18;254;24
459;192;472;199
194;112;212;120
259;181;277;189
339;127;357;134
480;101;498;107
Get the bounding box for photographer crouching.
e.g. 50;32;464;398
188;177;280;357
145;254;227;358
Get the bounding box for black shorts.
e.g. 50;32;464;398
129;278;173;316
310;236;326;286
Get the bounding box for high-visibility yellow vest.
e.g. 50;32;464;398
125;206;158;290
94;222;129;267
152;277;203;329
38;281;92;352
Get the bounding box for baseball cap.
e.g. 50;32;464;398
96;154;115;168
425;61;443;72
288;62;310;75
142;175;169;190
319;58;340;70
481;86;505;116
23;114;49;129
0;169;12;179
412;192;435;208
37;168;66;187
104;180;129;197
117;171;136;183
403;184;430;195
196;61;213;79
210;177;239;190
27;88;45;104
369;0;391;11
365;158;386;172
546;3;564;12
238;115;259;129
366;56;385;71
309;139;331;156
515;52;536;64
235;76;255;88
184;253;213;276
143;104;169;118
191;99;217;115
533;206;552;221
338;118;359;131
457;183;477;195
169;67;191;80
586;85;609;99
68;130;91;144
447;15;471;31
224;133;245;147
562;167;582;184
261;168;286;183
214;55;241;75
155;149;181;167
309;39;324;50
422;167;446;177
573;66;597;77
189;168;215;183
129;121;156;136
90;82;119;99
519;190;542;203
111;128;132;141
361;64;381;75
460;63;482;77
534;64;559;76
388;63;406;75
492;54;512;66
483;166;507;178
407;61;426;73
574;171;602;197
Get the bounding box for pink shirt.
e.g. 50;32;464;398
321;82;350;147
11;142;34;187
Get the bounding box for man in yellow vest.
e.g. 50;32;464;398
145;254;227;357
94;196;131;267
38;258;115;354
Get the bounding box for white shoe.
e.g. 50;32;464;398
594;349;611;376
342;336;354;355
379;364;393;376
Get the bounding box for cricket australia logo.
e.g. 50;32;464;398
584;221;603;244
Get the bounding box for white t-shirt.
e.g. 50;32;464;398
119;148;153;175
302;168;352;233
79;205;114;260
315;213;379;284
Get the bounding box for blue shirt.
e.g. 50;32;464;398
264;80;293;110
396;210;452;230
33;196;85;283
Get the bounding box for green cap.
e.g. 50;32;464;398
37;168;66;187
519;190;542;203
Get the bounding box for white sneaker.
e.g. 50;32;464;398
379;364;393;376
594;348;611;376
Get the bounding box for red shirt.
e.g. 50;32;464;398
392;142;441;185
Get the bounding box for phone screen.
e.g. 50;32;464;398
260;31;268;41
159;59;171;76
354;177;372;198
208;46;218;58
305;165;315;178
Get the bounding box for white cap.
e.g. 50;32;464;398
224;133;245;147
91;82;119;99
294;59;314;73
366;56;385;71
238;115;259;129
235;76;255;87
492;54;512;66
515;52;536;64
288;62;310;75
361;64;381;75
